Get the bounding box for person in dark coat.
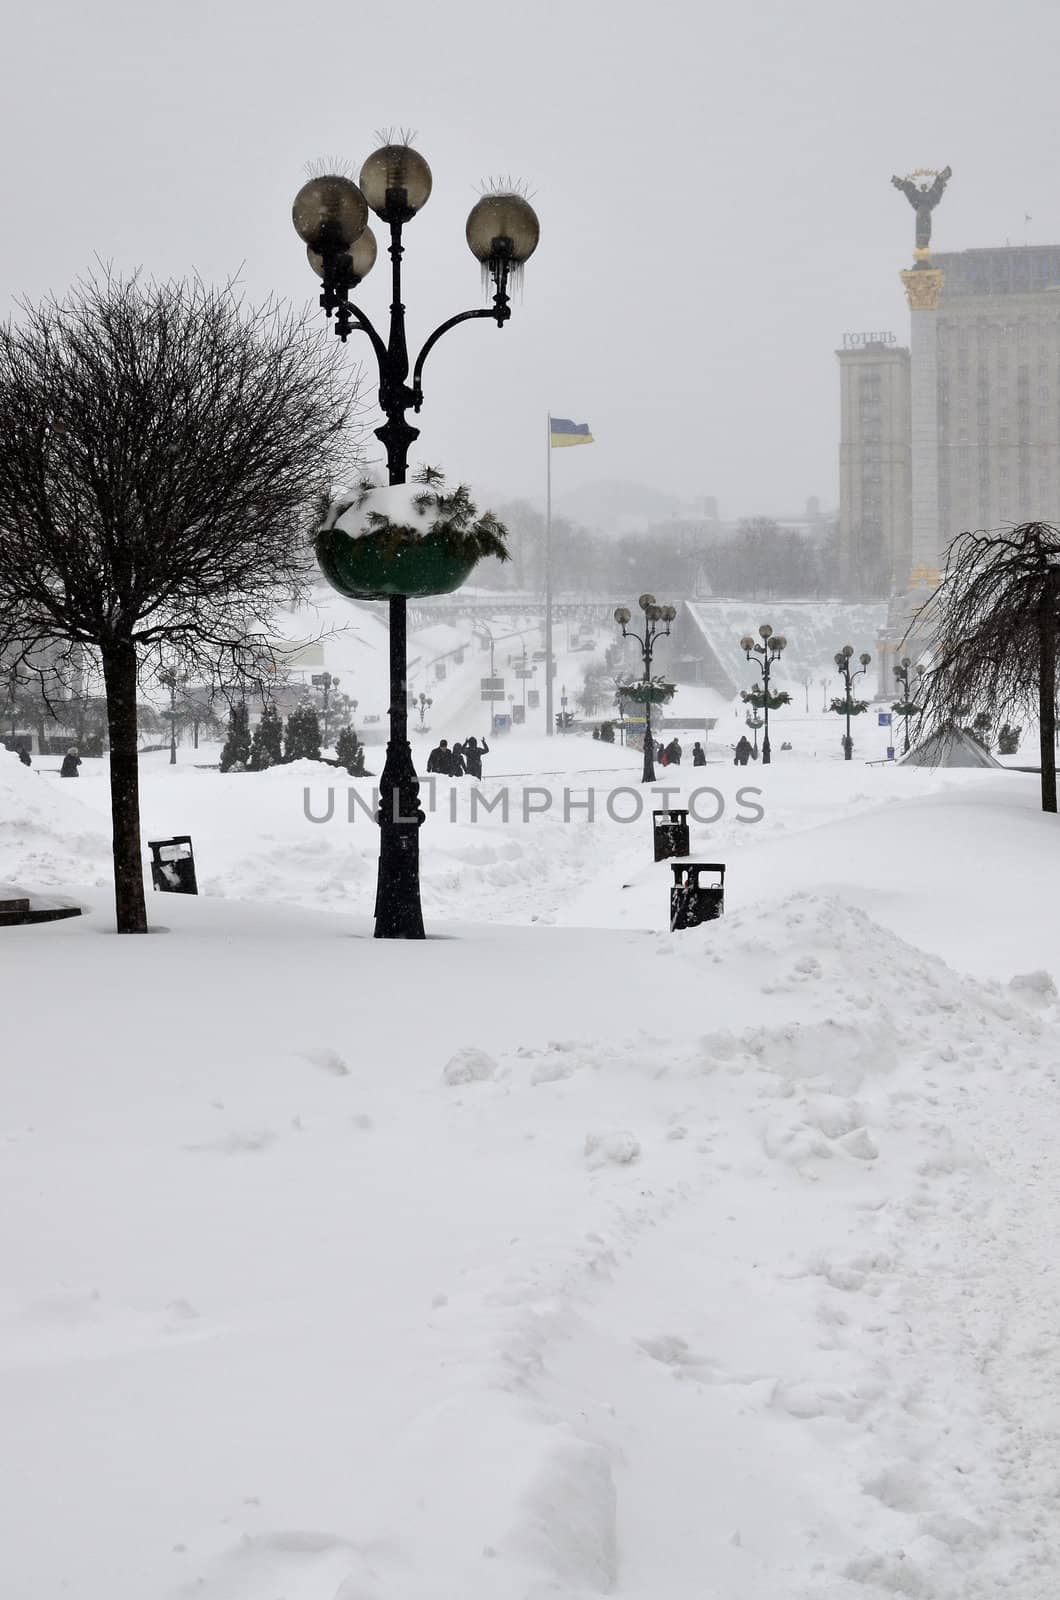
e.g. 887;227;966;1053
462;736;489;779
426;739;451;774
692;741;706;766
733;735;752;767
60;746;81;777
17;745;31;767
666;738;682;766
448;741;466;777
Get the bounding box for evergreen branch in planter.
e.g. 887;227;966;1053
617;677;676;705
741;687;791;711
321;465;510;564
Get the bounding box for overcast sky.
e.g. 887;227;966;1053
3;0;1059;523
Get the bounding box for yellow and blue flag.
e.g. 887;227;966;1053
550;416;593;448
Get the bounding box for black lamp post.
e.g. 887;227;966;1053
892;656;924;754
318;671;339;749
292;144;539;939
834;644;872;760
740;625;787;765
614;594;676;782
159;666;189;765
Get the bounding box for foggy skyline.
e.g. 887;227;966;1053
3;0;1059;521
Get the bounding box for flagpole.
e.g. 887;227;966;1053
545;410;554;737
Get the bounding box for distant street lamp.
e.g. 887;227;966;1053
414;692;433;729
159;666;189;765
317;671;340;748
832;644;872;760
739;625;789;765
892;656;925;754
614;594;677;782
292;140;539;939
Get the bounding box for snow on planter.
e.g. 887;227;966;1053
315;465;509;601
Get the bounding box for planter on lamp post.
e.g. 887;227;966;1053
292;144;539;938
614;594;677;781
739;625;789;765
831;645;872;760
891;656;924;755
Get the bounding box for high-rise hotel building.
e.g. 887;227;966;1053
839;244;1060;600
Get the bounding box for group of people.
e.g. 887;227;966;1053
8;744;81;775
644;734;700;767
425;736;489;779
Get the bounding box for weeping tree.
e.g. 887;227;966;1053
909;522;1060;813
0;273;358;930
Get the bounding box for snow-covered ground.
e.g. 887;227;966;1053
3;725;1060;1600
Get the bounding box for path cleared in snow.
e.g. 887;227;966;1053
3;744;1060;1597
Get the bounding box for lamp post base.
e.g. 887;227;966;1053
374;771;425;938
374;596;426;940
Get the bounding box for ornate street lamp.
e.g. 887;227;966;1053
292;141;539;938
892;655;924;755
159;666;189;765
831;644;872;760
318;671;339;749
739;625;789;765
414;692;433;729
614;595;677;782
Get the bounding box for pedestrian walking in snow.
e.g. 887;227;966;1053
448;741;466;777
733;735;752;767
692;742;706;767
462;736;489;779
426;739;451;775
666;738;682;766
60;746;81;778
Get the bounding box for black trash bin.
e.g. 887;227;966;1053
670;862;724;930
148;836;198;895
653;809;690;862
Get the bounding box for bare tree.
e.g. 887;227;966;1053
0;273;358;930
910;522;1060;813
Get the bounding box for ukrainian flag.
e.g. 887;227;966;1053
550;416;593;448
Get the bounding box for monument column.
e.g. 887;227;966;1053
901;262;945;585
877;167;952;702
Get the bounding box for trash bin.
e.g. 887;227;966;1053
148;836;198;895
670;862;724;930
653;808;690;862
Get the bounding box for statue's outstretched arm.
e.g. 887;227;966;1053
891;175;916;204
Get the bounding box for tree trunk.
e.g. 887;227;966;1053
101;639;149;932
1039;596;1057;813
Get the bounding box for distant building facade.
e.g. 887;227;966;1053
933;246;1060;537
837;335;911;597
838;245;1060;600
